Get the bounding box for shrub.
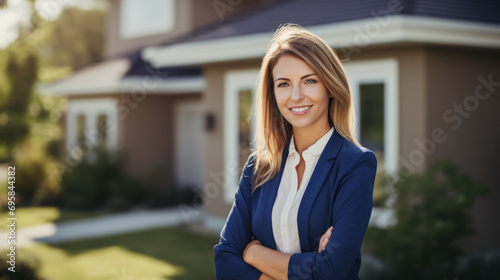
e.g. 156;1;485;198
10;140;61;206
144;184;200;209
364;159;489;280
0;251;41;280
60;150;142;211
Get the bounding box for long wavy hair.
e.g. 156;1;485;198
251;23;360;191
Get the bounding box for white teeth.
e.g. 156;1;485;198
291;106;311;112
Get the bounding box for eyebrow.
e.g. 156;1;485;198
274;73;317;82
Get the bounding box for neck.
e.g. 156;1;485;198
292;122;331;155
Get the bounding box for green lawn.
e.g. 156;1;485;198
0;206;103;229
20;225;219;280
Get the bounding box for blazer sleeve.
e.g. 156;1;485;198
214;154;263;280
287;151;377;280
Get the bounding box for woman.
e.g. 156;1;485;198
214;24;377;280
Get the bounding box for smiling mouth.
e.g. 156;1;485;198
290;105;312;113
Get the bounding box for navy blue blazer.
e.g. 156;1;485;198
214;128;377;279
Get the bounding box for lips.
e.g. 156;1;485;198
289;105;312;115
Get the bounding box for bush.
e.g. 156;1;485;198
0;251;41;280
364;159;489;280
61;150;142;211
10;140;61;206
144;184;201;209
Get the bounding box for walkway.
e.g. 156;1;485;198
0;206;204;249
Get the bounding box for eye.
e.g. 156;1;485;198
305;79;317;84
277;82;289;88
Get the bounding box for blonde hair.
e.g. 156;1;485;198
251;23;359;191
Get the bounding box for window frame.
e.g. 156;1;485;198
223;68;260;204
342;58;399;175
66;98;118;158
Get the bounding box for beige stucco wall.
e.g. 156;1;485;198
202;60;261;218
424;46;500;252
118;93;202;187
118;95;174;185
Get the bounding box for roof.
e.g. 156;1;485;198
39;55;204;96
143;0;500;67
157;0;500;45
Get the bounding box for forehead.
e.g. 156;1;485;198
272;54;315;78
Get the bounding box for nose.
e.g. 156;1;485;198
290;84;304;101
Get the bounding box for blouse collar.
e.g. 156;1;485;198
289;126;334;157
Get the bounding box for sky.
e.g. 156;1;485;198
0;0;105;48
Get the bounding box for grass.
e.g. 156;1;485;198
19;225;219;280
0;206;104;229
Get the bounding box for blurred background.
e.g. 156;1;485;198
0;0;499;279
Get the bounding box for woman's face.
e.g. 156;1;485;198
272;54;330;131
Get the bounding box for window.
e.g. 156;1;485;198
66;99;118;161
343;59;399;175
239;89;254;176
119;0;174;39
77;114;86;144
97;114;108;152
224;69;259;203
360;83;385;153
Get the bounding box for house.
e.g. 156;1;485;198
42;0;272;191
44;0;500;255
141;0;500;254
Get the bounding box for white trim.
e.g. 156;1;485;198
342;58;399;175
39;77;205;97
66;98;118;157
143;15;500;67
223;69;260;204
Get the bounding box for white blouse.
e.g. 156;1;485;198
271;126;334;254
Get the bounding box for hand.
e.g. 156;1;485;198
318;226;333;253
243;239;262;264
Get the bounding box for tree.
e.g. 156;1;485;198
45;7;104;69
0;42;38;155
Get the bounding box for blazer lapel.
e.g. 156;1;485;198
297;128;345;252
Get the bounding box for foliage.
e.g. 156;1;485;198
60;150;142;211
0;1;106;208
141;168;201;208
364;159;489;280
0;43;38;154
44;7;105;69
0;250;41;280
4;95;66;207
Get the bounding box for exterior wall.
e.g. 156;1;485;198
119;94;201;186
425;46;500;253
118;95;174;185
202;60;261;228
